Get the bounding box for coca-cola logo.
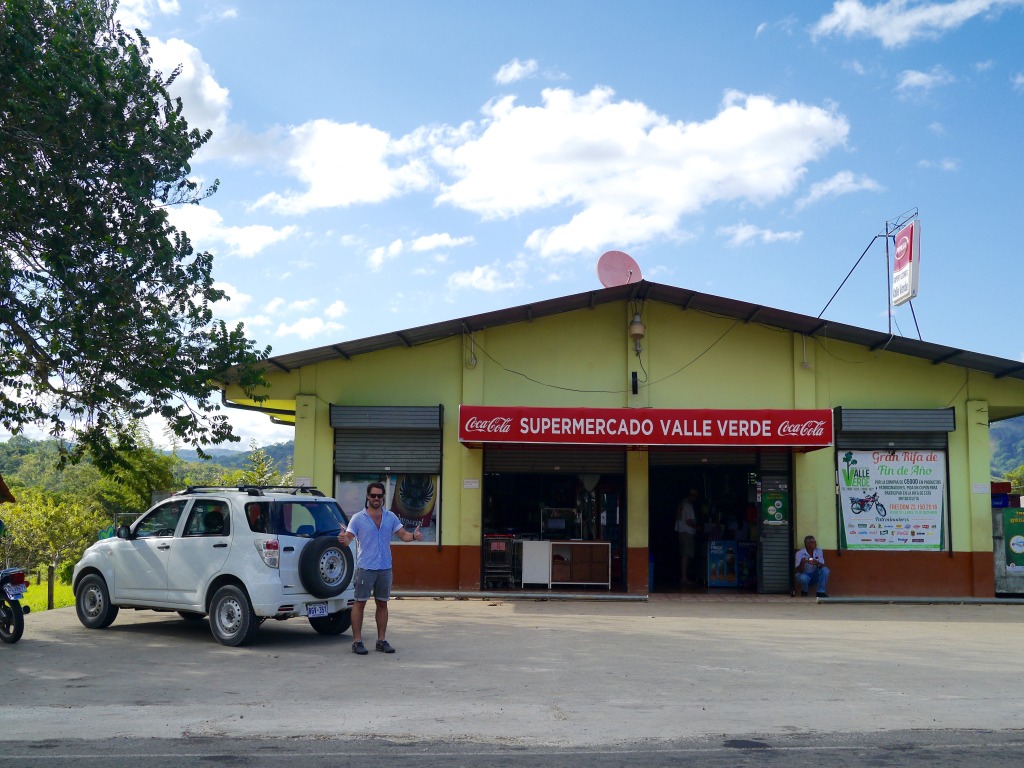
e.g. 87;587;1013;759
464;416;513;433
778;420;827;437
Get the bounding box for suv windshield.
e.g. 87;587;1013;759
276;500;348;537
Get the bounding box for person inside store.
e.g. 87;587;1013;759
676;488;699;585
338;481;423;655
794;534;830;597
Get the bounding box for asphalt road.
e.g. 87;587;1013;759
2;595;1024;764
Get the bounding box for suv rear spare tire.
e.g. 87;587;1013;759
299;537;354;598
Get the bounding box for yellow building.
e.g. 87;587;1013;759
223;281;1024;597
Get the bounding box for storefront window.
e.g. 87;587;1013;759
335;473;438;543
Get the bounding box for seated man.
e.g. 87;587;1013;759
794;534;830;597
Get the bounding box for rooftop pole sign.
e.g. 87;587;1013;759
891;219;921;307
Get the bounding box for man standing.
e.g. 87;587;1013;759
794;535;830;597
676;488;699;585
338;481;423;655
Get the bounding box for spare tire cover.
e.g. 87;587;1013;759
298;537;355;598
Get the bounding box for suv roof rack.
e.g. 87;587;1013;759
176;485;326;497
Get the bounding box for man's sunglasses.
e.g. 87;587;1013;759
368;493;384;499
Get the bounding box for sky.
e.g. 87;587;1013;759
106;0;1024;447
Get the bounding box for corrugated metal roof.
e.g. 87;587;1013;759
237;280;1024;383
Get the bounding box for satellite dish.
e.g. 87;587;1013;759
596;250;642;288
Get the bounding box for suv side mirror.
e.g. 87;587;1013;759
116;525;132;540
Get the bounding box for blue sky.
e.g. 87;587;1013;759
112;0;1024;446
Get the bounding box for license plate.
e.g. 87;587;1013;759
307;602;328;617
4;584;26;601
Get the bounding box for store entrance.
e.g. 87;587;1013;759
648;464;759;593
481;471;626;590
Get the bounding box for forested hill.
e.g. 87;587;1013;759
193;441;294;472
991;418;1024;477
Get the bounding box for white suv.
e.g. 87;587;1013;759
72;486;355;646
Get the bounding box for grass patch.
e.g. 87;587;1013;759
21;577;75;612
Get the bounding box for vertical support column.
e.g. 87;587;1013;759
625;449;650;593
458;446;484;589
459;329;485;589
965;399;994;595
294;393;332;492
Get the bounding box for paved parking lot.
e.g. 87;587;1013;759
3;596;1024;746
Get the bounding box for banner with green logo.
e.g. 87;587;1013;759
1004;508;1024;572
838;450;945;550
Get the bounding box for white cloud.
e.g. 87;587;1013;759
975;59;996;71
410;233;476;251
211;281;253;319
275;317;343;340
812;0;1024;48
718;223;803;247
166;205;297;258
795;170;883;210
148;37;230;137
434;87;849;257
252;120;433;215
289;298;318;312
895;66;955;93
495;58;539;84
447;264;517;292
115;0;180;31
368;238;405;271
325;301;348;319
918;157;960;170
1013;73;1024;90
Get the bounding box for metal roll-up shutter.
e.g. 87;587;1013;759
835;431;948;451
834;408;955;433
759;523;791;594
648;450;758;466
484;447;626;474
759;451;790;472
331;405;442;473
833;408;953;452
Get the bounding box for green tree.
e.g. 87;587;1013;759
0;0;269;471
220;440;281;487
4;486;107;608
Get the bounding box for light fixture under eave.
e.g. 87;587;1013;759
628;313;646;355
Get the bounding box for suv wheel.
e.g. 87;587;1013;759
299;537;354;598
309;607;352;635
76;574;119;629
209;585;259;646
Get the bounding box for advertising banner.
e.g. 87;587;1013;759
459;405;833;448
838;450;945;550
891;219;921;307
708;540;737;587
1003;508;1024;572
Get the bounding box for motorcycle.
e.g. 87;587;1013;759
849;492;886;517
1;566;29;643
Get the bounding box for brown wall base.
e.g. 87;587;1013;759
824;550;995;597
391;546;995;597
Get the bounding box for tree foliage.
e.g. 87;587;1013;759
0;0;269;470
219;439;285;487
3;486;108;606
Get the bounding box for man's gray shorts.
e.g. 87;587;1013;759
353;568;393;602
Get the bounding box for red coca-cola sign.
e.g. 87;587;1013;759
459;406;833;447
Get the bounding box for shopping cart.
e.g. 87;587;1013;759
483;534;516;589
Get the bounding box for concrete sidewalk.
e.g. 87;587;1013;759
3;596;1023;746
